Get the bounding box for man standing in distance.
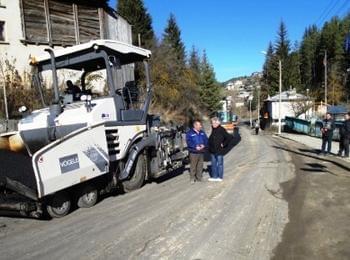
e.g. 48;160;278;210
342;112;350;159
186;120;208;184
320;112;335;155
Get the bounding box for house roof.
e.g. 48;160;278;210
266;89;308;102
32;40;152;66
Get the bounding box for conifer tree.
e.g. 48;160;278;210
262;42;279;96
275;21;292;90
199;51;222;114
116;0;155;48
299;25;319;91
163;13;186;65
189;46;201;74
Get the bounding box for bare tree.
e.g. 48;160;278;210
290;99;313;118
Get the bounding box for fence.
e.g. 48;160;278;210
284;116;342;140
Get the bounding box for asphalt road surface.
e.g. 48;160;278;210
0;127;320;259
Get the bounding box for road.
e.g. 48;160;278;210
0;127;300;259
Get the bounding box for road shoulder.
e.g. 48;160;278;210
272;136;350;260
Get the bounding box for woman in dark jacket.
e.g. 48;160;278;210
208;117;233;182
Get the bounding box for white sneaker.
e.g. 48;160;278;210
215;178;223;182
208;178;216;182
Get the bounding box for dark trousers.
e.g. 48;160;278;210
338;136;344;155
344;137;350;157
321;134;333;154
189;153;204;181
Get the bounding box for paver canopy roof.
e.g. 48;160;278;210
33;40;151;65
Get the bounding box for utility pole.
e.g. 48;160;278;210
249;96;253;127
257;86;261;125
278;59;282;135
324;50;327;106
0;60;9;131
138;33;141;47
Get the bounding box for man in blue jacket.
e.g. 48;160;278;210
186;120;208;183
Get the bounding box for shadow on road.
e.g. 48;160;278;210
272;145;350;174
152;166;189;184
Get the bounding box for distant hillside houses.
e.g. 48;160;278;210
225;71;262;101
225;72;262;92
226;80;244;91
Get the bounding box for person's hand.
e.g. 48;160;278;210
196;145;201;151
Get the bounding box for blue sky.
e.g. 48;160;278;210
110;0;350;82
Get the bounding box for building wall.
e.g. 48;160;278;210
0;0;133;89
268;100;313;121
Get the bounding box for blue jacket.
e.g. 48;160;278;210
186;128;208;154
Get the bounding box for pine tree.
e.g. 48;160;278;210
275;21;290;62
116;0;155;48
299;25;320;91
163;13;186;65
275;21;292;91
189;46;201;74
285;42;301;91
328;66;344;105
199;50;222;114
262;42;279;96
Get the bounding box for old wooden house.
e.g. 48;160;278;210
0;0;133;88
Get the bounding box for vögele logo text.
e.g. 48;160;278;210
59;154;80;174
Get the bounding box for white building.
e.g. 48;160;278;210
226;79;244;91
0;0;133;89
264;89;313;124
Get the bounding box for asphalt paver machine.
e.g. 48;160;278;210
0;40;187;218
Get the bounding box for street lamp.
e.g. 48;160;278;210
278;60;282;135
306;88;310;119
257;85;261;125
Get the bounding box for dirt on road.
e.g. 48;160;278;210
0;127;349;260
271;137;350;260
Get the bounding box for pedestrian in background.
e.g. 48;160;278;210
255;120;260;135
186;120;208;184
208;117;233;182
338;116;345;157
320;112;335;155
342;112;350;158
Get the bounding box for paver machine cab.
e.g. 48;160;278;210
0;40;187;218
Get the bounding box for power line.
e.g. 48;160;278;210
314;0;337;25
333;0;350;17
317;0;342;26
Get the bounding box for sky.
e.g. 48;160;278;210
109;0;350;82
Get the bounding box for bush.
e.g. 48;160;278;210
0;58;44;119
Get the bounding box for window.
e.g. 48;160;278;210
0;21;5;41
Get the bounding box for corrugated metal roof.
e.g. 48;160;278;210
266;89;308;102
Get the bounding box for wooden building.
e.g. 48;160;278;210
0;0;133;87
